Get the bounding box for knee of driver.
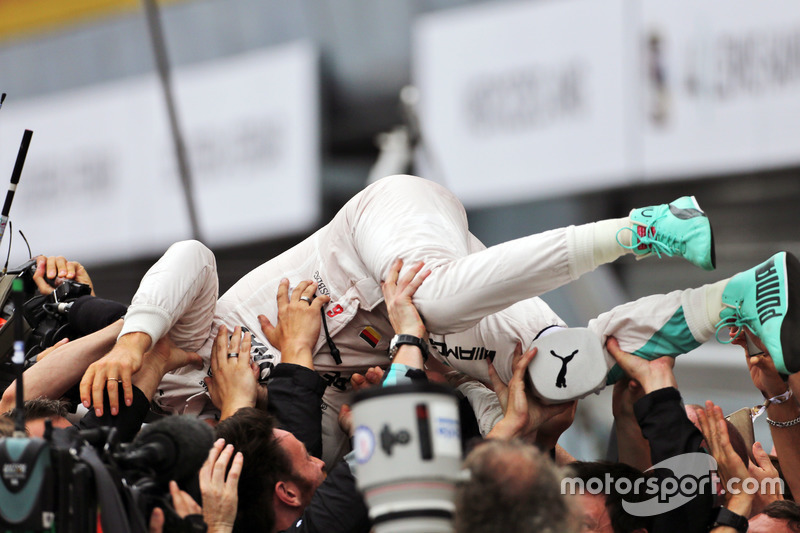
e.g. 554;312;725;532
170;240;215;265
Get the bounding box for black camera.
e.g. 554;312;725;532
0;260;203;532
0;425;96;532
0;415;213;532
0;259;93;393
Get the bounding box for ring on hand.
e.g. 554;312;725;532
299;296;312;304
107;378;121;383
227;352;239;358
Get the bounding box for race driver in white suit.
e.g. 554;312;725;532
79;175;799;465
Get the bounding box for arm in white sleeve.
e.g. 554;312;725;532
457;380;504;437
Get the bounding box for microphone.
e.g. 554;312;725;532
66;295;127;336
0;129;32;250
115;415;214;485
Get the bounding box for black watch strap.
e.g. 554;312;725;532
389;334;429;362
713;507;749;533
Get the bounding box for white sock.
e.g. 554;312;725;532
681;279;730;342
592;217;633;266
568;217;634;279
704;279;729;327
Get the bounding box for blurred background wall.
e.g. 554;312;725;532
1;0;798;459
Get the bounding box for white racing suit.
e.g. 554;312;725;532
120;175;717;465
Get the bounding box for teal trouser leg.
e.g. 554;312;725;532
606;306;701;385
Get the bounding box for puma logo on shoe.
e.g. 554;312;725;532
551;349;578;389
755;258;782;325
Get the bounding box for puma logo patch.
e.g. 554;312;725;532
551;349;577;389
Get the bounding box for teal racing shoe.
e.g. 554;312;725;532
716;251;800;374
618;196;716;271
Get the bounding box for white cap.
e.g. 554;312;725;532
527;327;607;404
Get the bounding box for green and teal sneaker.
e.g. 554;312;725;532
716;251;800;374
618;196;716;271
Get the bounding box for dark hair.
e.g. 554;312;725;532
762;500;800;532
455;439;578;533
568;461;654;533
0;416;13;437
215;408;292;533
1;397;69;421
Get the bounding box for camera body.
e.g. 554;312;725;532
0;424;206;533
351;382;463;533
0;429;97;532
0;260;199;532
0;259;92;392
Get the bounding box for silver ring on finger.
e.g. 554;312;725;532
227;352;239;358
299;296;312;304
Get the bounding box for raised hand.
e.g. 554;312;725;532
33;255;94;296
258;279;330;369
606;336;677;394
382;259;430;337
747;441;783;515
199;439;243;533
205;325;258;420
80;331;151;416
695;401;752;516
487;342;571;442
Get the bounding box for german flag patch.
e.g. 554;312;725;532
359;326;381;348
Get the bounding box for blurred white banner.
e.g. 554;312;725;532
175;42;320;246
413;0;634;207
639;0;800;180
0;41;319;265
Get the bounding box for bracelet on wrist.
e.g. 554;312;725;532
751;388;794;422
766;414;800;428
766;388;793;405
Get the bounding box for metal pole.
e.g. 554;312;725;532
141;0;202;241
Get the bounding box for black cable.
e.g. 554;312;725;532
320;307;341;365
19;230;31;259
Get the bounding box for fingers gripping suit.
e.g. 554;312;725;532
120;175;716;464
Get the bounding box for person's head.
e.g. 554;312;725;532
272;428;326;504
568;461;652;533
214;408;325;532
749;500;800;533
1;397;73;437
454;439;579;533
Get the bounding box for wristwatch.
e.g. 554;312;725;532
712;507;748;532
388;334;430;362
